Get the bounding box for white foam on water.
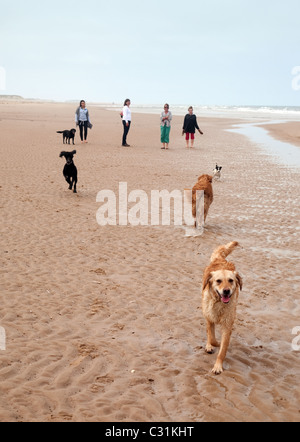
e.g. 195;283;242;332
100;104;300;121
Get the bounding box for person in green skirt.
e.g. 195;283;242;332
160;104;172;150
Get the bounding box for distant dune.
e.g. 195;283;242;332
0;95;24;101
0;95;56;103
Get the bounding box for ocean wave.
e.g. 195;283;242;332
102;103;300;120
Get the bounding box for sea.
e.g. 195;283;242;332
100;104;300;121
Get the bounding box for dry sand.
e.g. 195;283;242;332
0;102;299;422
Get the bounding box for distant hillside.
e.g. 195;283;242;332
0;95;24;101
0;96;56;103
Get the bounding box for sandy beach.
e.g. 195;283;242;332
0;102;299;422
261;121;300;148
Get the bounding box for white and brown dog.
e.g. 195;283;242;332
213;164;222;181
202;241;243;374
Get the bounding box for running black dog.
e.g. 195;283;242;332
57;129;76;145
59;150;78;193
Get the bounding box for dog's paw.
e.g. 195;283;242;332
212;362;224;375
73;190;77;194
205;345;215;354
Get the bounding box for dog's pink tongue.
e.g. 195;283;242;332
222;297;230;304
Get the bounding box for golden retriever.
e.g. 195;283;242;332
202;241;243;374
192;174;213;226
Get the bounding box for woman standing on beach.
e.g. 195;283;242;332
75;100;92;144
160;104;172;150
182;106;203;148
122;99;132;147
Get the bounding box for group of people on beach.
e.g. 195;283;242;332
75;99;204;149
160;104;204;150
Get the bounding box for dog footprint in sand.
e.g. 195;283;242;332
90;268;106;275
70;343;99;367
89;298;108;316
90;375;114;393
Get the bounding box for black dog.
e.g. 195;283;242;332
57;129;76;145
59;151;78;193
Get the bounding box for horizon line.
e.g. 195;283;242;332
0;95;299;109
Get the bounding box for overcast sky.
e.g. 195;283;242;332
0;0;299;105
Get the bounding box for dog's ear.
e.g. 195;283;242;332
59;151;66;158
72;150;77;155
203;271;212;291
235;273;243;291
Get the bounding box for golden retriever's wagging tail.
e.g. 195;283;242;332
210;241;239;263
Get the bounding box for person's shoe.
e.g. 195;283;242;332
124;143;131;147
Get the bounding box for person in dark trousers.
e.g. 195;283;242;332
75;100;92;144
122;98;132;146
182;106;203;148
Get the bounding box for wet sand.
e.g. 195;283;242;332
0;102;299;422
260;121;300;148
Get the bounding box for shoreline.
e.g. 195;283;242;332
97;104;300;151
227;121;300;168
1;98;299;144
260;121;300;148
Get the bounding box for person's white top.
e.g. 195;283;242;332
122;105;131;124
75;107;90;123
79;108;88;121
